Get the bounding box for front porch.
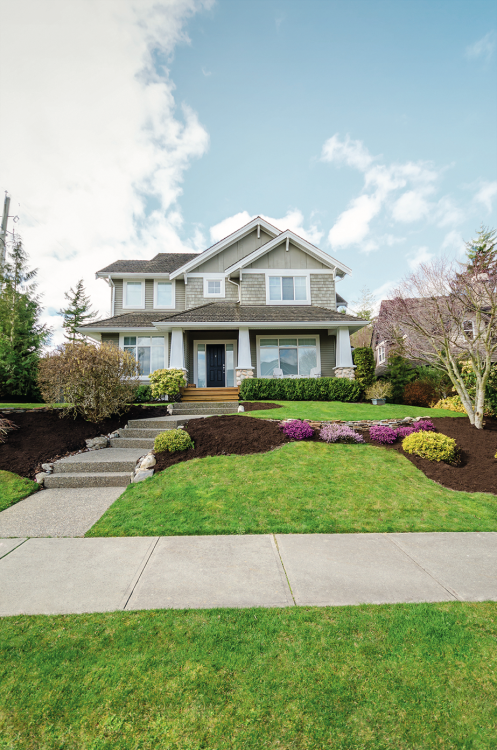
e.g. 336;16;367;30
180;386;240;402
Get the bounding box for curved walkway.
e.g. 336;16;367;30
1;532;496;616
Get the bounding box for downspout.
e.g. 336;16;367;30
105;276;115;317
227;274;241;303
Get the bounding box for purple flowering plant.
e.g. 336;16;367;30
280;419;314;440
320;424;365;444
369;425;398;444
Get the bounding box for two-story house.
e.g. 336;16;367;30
78;217;366;392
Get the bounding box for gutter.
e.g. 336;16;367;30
226;275;241;303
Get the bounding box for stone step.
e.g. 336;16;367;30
126;418;185;429
53;447;146;474
118;428;169;439
110;437;155;449
170;403;237;413
45;472;132;489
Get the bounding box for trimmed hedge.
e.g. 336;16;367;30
239;377;362;402
352;347;375;389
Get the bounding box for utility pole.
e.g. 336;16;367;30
0;192;11;285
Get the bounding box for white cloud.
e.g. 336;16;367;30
0;0;212;343
474;181;497;212
328;194;382;248
391;190;431;222
321;134;375;172
442;230;466;257
209;212;253;243
209;209;323;246
407;246;433;270
465;32;496;62
202;66;212;77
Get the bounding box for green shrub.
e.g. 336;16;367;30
402;432;458;463
154;429;194;453
239;377;362;402
352;347;375;390
365;381;392;400
149;368;186;400
386;354;417;403
133;385;152;404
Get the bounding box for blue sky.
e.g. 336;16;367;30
1;0;496;337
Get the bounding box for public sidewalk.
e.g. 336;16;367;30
1;532;496;616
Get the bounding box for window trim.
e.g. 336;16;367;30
376;341;386;365
265;274;311;305
119;332;167;380
203;277;225;298
463;320;474;339
123;279;145;310
256;334;321;377
153;279;176;309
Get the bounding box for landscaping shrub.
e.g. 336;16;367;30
154;429;194;453
352;347;375;390
413;419;436;432
402;432;458;464
396;426;415;439
433;395;467;413
386;354;417;403
149;368;186;400
320;423;365;443
0;418;18;444
364;381;392;401
403;380;437;408
133;385;152;404
280;420;314;440
369;425;398;444
38;342;140;423
239;377;362;402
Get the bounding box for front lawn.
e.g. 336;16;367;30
241;400;467;421
0;470;38;512
87;442;497;537
0;603;495;749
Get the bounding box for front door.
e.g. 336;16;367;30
206;344;225;387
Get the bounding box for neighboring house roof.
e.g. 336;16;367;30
96;253;199;276
80;302;364;330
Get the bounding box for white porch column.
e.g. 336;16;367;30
169;328;187;380
236;327;254;386
334;326;356;379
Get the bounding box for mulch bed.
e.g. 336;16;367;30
240;402;282;412
0;406;169;479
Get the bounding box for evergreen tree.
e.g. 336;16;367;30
465;225;497;269
59;279;98;342
0;235;51;400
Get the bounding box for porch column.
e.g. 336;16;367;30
236;327;254;386
334;326;356;380
169;328;188;380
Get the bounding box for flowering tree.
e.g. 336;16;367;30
382;231;497;429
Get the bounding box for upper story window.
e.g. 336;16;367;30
203;277;225;298
267;275;309;304
463;320;474;339
124;280;144;309
377;344;386;364
154;280;175;309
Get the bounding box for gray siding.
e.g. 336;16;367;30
102;333;119;346
240;274;265;305
246;241;328;270
175;279;186;311
194;228;274;273
114;279;123;314
113;278;186;314
185;277;238;308
310;275;336;309
320;333;336;376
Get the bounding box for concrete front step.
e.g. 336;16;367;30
45;472;133;489
170;403;237;414
110;437;156;449
126;418;187;429
118;428;170;439
54;448;146;474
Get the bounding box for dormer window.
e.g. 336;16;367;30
123;280;145;309
154;280;175;309
267;275;310;304
203;277;225;298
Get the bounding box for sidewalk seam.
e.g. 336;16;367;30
120;537;160;610
272;534;296;606
386;535;460;601
0;537;28;561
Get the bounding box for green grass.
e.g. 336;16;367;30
0;470;38;512
240;400;467;421
87;442;497;537
0;403;67;409
0;603;496;749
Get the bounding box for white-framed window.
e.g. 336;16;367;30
122;335;165;377
463;320;474;339
123;280;145;309
154;280;175;309
257;336;320;377
377;344;386;364
266;275;310;304
203;277;225;298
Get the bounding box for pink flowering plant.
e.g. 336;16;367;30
280;419;314;440
320;424;365;444
370;419;437;444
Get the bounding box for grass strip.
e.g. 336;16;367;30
87;442;497;537
240;400;467;421
0;470;38;512
0;602;496;749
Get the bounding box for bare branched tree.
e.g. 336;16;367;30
382;250;497;429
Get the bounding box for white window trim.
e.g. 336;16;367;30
376;341;386;364
193;339;238;387
463;320;474;338
203;277;225;298
154;279;176;309
123;279;145;310
119;332;167;381
265;273;311;305
256;334;321;377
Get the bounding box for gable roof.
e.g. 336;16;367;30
96;252;199;277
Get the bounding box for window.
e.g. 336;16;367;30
463;320;474;339
377;345;386;364
260;338;318;377
267;276;308;303
154;280;174;308
203;277;225;298
123;336;165;376
124;281;144;309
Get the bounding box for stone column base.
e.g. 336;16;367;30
235;368;254;386
333;367;356;380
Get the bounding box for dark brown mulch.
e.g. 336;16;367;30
0;406;169;479
363;417;497;495
240;402;283;412
154;415;289;472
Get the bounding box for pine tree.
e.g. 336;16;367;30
465;225;497;269
0;235;51;400
59;279;98;342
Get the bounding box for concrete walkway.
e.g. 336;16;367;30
0;532;495;616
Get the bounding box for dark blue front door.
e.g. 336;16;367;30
206;344;225;387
